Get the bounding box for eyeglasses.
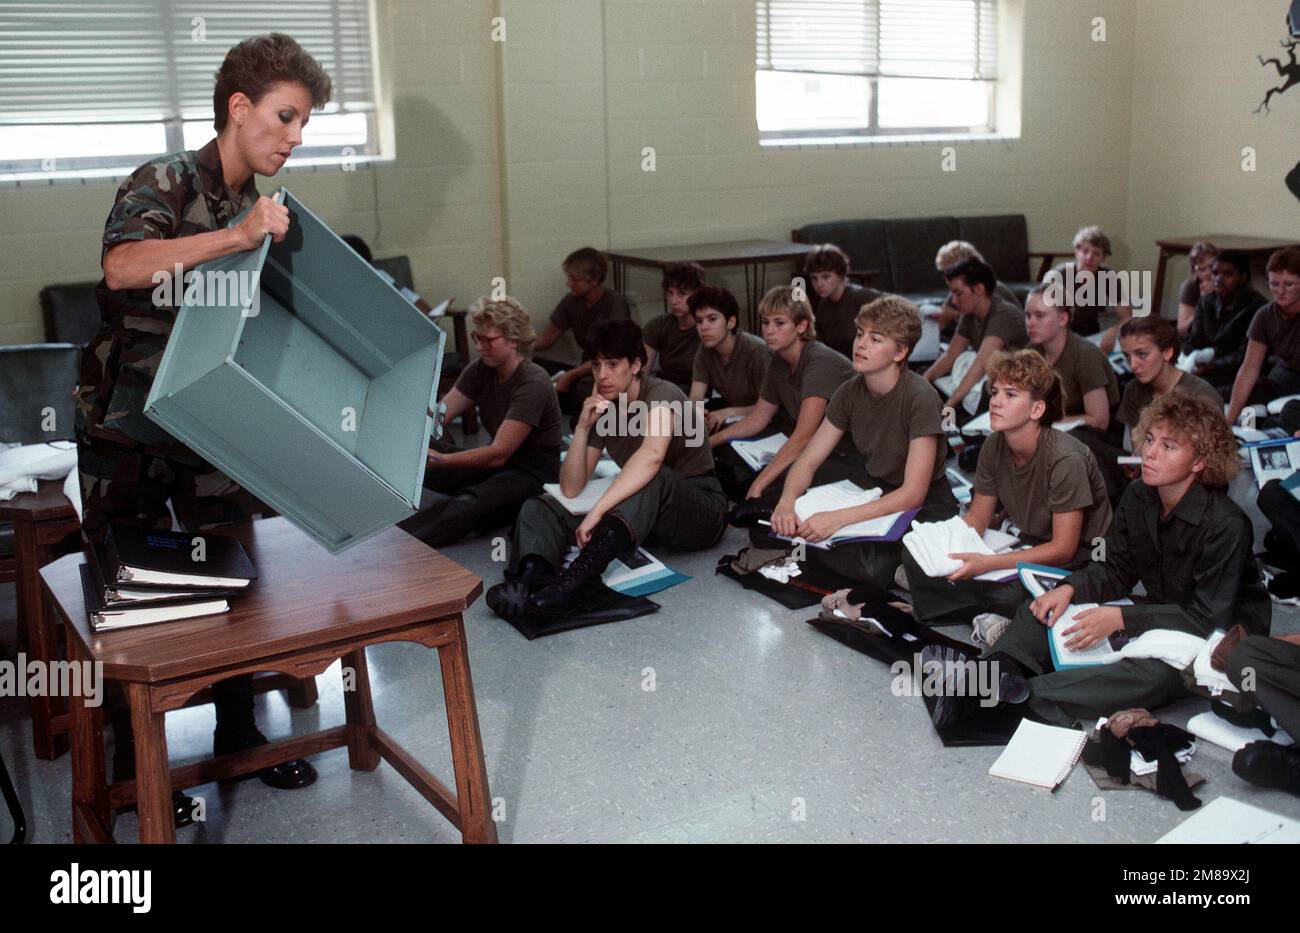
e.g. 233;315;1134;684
471;332;506;348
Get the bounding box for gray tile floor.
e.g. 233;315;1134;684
3;429;1298;843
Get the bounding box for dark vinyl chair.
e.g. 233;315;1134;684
39;282;101;347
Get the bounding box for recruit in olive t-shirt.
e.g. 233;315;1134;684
1115;371;1222;429
1179;277;1202;307
973;427;1112;553
587;375;715;477
759;339;854;423
1036;332;1119;417
454;359;563;478
816;283;883;359
691;331;771;407
954;295;1028;351
642;313;701;390
548;289;631;358
825;370;950;492
1247;301;1300;371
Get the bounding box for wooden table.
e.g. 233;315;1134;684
606;239;818;330
41;517;496;844
1152;235;1299;315
1;480;80;760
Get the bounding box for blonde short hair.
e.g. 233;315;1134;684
1135;392;1239;486
1073;225;1112;256
758;285;816;341
856;295;922;356
470;296;536;355
935;240;985;272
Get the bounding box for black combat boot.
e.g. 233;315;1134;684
527;517;633;616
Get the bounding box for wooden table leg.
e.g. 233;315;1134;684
67;635;110;843
342;648;380;771
127;683;175;844
286;676;319;709
436;614;496;844
16;522;69;760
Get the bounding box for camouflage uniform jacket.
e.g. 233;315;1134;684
76;138;259;460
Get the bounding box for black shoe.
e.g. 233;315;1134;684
987;651;1031;705
486;579;533;620
727;499;772;528
528;520;630;616
1232;741;1300;795
213;729;318;791
507;555;555;584
1263;529;1300;567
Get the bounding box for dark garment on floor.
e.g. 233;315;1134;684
901;548;1032;628
1226;636;1300;742
1259;479;1300;573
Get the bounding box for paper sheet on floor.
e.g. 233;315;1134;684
1156;796;1300;844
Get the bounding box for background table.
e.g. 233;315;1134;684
1152;235;1299;314
41;516;496;844
1;480;79;760
607;239;817;330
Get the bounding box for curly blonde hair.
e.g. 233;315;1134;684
759;285;816;341
470;297;536;355
856;295;922;354
1135;392;1239;486
985;349;1064;427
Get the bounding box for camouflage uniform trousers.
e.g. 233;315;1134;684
76;431;276;775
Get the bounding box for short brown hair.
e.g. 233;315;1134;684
1118;315;1179;354
1188;241;1219;267
985;349;1064;427
563;247;608;284
213;34;332;132
856;296;922;356
470;297;536;355
1072;225;1112;256
759;285;816;341
803;244;850;278
935;240;984;272
1136;392;1238;486
661;261;706;292
1266;245;1300;277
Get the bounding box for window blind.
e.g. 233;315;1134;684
0;0;377;125
756;0;998;80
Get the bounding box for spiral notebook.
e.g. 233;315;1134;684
988;719;1088;790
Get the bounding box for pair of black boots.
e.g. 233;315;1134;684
487;516;634;620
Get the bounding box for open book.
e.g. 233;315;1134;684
989;719;1088;790
1249;438;1300;485
730;433;788;472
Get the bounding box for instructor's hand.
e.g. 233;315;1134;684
235;195;290;250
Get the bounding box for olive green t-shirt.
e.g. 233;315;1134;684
1116;371;1222;429
759;339;854;427
454;359;563;480
815;283;884;359
1036;332;1119;417
974;427;1113;558
1247;301;1300;371
642;312;701;391
587;375;714;477
825;370;951;504
548;289;631;361
954;295;1028;351
691;331;770;407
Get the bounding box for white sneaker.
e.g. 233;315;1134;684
972;612;1011;647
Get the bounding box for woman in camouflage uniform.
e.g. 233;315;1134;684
76;34;332;825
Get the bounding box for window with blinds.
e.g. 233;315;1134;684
755;0;1001;142
0;0;381;179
